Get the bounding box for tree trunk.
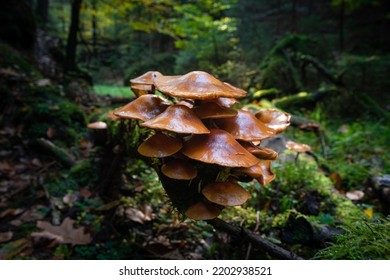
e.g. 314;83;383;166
35;0;49;28
339;0;345;52
92;0;98;58
65;0;82;72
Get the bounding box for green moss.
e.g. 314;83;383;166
314;218;390;259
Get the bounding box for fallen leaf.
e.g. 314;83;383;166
9;205;47;226
0;232;13;243
346;190;364;201
80;188;92;198
0;239;29;260
31;218;92;245
364;208;373;218
125;208;146;224
0;208;24;219
47;127;56;138
63;193;79;205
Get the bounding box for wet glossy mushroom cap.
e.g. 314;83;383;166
137;133;182;157
113;94;169;122
210;97;240;108
255;160;275;187
154;71;246;100
87;121;107;129
181;129;259;167
185;202;221;220
130;71;163;85
286;140;311;153
131;83;153;97
216;109;276;142
255;109;291;133
193;101;238;119
140;104;210;134
239;141;278;160
202;181;251;206
161;158;197;180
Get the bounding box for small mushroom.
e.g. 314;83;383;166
161;158;197;180
131;84;153;97
181;129;259;168
137;133;182;157
193;101;238;119
234;160;275;187
216;109;276;142
87;121;108;145
113;94;169;122
185;202;221;220
155;71;246;100
140;104;210;134
255;109;291;133
285;140;311;163
202;181;251;206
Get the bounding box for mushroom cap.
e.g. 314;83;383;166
87;121;107;129
130;71;163;85
185;202;221;220
255;160;275;187
137;133;182;157
154;71;246;100
216;109;276;142
202;181;251;206
140;104;210;134
131;84;153;97
286;140;311;153
209;97;240;108
255;109;291;133
181;129;259;167
193;101;238;119
239;141;278;160
113;94;169;122
161;158;197;180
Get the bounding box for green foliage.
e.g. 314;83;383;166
93;85;134;97
23;85;86;146
314;217;390;259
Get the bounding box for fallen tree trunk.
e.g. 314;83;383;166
208;218;303;260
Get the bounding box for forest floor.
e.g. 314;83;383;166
0;43;389;260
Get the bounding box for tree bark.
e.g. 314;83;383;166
65;0;83;72
35;0;49;28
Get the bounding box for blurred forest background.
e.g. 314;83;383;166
0;0;389;260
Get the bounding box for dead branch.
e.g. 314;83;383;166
208;218;303;260
35;138;76;168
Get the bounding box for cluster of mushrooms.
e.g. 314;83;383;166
112;71;291;220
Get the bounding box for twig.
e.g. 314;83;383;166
35;138;76;168
208;218;303;260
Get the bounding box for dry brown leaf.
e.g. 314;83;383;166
63;193;79;205
0;232;13;243
0;239;29;260
9;205;47;226
125;208;146;224
31;218;92;245
80;188;92;198
0;208;24;219
46;127;56;138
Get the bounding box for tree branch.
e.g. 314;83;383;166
208;218;303;260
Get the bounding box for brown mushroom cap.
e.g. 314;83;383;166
239;141;278;160
130;71;163;85
113;94;169;122
161;158;197;180
137;133;182;157
154;71;246;100
131;84;153;97
87;121;107;129
285;140;311;153
210;97;240;108
193;101;238;119
202;181;251;206
216;109;276;142
255;109;291;133
140;104;210;134
181;129;259;167
255;160;275;187
185;202;221;220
